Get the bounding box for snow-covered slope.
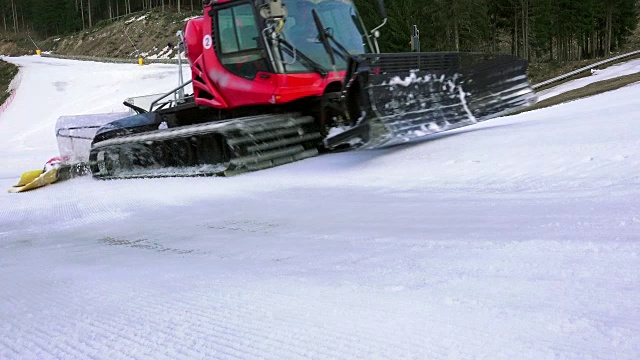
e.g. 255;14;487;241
537;57;640;100
1;56;639;359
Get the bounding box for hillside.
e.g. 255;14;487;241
0;59;18;105
1;4;639;97
1;9;638;85
1;9;199;60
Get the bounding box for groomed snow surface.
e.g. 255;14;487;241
1;56;639;359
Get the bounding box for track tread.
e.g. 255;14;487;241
89;113;322;179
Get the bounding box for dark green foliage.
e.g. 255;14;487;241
355;0;638;61
0;0;637;62
0;0;197;36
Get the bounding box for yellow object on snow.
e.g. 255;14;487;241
8;168;59;193
13;169;45;187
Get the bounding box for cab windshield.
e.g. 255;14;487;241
279;0;369;72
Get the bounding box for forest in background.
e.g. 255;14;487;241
0;0;198;36
1;0;638;63
355;0;639;61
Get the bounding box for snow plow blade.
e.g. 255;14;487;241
348;52;537;148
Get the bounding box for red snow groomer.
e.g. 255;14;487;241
51;0;536;182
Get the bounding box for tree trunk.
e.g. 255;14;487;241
81;0;86;30
513;10;518;56
491;14;497;53
526;0;530;60
445;24;451;50
454;19;459;51
559;36;563;61
11;0;17;33
453;0;459;51
88;0;92;28
521;0;528;60
605;6;612;56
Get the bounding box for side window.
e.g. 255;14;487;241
217;4;267;79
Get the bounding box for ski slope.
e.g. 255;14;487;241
1;56;639;359
536;57;640;100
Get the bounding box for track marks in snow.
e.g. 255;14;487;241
98;236;209;255
2;240;639;359
52;81;68;92
2;190;638;358
197;220;281;234
2;57;640;359
1;278;426;358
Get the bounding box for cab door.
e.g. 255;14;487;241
211;2;278;107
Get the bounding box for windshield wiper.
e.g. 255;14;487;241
310;10;354;71
324;31;351;60
312;9;336;70
278;38;328;77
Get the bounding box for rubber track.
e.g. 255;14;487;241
89;113;322;179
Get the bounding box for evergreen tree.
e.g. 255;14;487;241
0;0;638;64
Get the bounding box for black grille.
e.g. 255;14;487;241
361;52;523;75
